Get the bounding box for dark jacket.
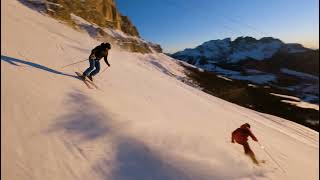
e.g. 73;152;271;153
231;124;258;144
90;44;110;66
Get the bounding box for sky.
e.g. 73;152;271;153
116;0;319;53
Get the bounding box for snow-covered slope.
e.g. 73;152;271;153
2;1;319;180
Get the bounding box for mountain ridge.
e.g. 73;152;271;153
170;36;319;105
171;36;312;64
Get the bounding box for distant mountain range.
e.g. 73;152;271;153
170;36;319;105
171;37;311;63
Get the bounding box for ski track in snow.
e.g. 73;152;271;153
2;1;319;180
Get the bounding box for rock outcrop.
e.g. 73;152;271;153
23;0;162;53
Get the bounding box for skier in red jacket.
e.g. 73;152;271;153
231;123;259;164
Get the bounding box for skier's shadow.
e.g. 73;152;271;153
1;55;77;78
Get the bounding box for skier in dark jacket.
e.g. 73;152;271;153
231;123;260;165
82;42;111;81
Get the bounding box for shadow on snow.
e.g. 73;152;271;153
1;55;77;79
47;91;268;180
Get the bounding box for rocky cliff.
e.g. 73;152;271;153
23;0;162;53
36;0;139;36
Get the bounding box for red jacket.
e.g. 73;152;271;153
232;125;258;144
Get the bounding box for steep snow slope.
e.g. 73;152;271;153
2;1;319;180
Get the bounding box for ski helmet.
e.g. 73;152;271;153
103;42;111;50
241;123;251;129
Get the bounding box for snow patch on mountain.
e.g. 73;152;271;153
281;100;319;111
216;75;233;81
200;64;276;84
228;39;283;63
202;64;240;75
270;93;301;101
229;74;277;84
281;68;319;80
173;38;232;63
269;93;319;110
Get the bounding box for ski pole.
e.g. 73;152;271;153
61;59;88;68
258;142;285;173
98;67;108;77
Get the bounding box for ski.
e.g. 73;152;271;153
75;72;93;89
85;78;99;89
255;160;266;166
260;160;266;164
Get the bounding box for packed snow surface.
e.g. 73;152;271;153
2;1;319;180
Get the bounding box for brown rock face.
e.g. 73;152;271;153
42;0;139;37
120;16;140;37
24;0;162;53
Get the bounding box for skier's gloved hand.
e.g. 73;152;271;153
104;58;110;67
